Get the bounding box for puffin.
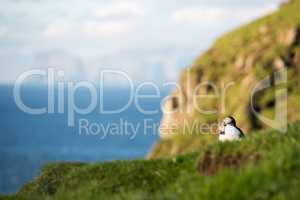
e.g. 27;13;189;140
218;116;245;142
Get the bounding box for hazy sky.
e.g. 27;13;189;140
0;0;283;85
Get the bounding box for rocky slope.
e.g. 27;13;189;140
150;0;300;158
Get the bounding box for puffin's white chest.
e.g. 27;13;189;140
219;125;242;142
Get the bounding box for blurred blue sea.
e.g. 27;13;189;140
0;84;168;194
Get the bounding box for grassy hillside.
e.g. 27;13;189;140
2;122;300;200
152;0;300;158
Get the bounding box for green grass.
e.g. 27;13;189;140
3;122;300;200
